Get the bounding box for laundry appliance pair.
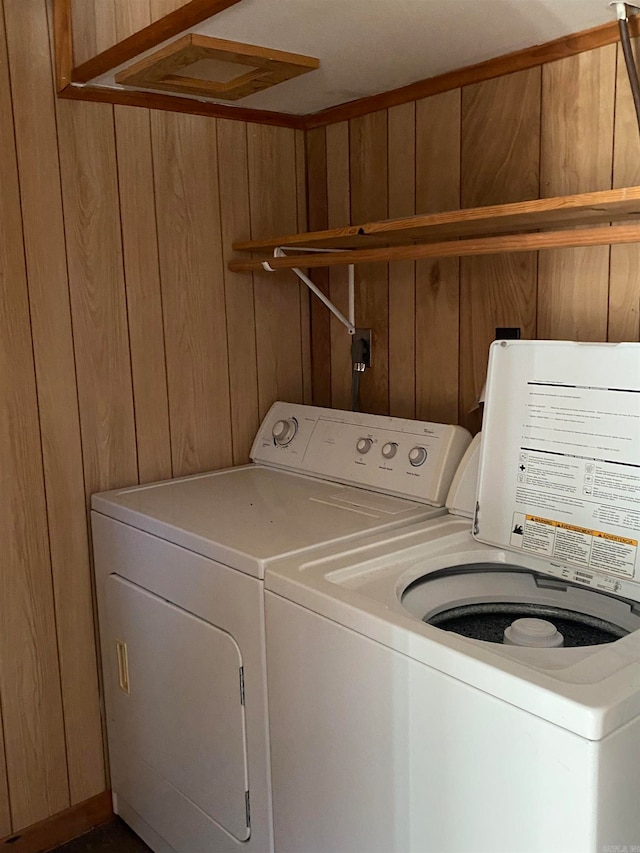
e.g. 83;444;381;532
92;339;640;853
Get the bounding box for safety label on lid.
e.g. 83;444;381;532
475;341;640;601
509;513;637;578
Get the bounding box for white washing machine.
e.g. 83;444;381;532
265;341;640;853
91;402;471;853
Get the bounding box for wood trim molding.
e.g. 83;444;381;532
303;16;640;128
53;0;73;92
0;792;112;853
71;0;243;83
58;84;306;129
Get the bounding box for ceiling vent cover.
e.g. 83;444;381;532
115;33;319;101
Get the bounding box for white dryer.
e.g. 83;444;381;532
91;402;471;853
265;341;640;853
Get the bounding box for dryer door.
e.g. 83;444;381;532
105;574;251;841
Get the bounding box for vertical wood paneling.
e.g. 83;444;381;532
0;2;309;839
152;111;233;475
248;124;305;417
460;253;537;421
388;102;416;420
57;99;139;494
114;0;172;484
114;106;173;483
305;127;332;407
150;0;189;17
72;0;188;66
459;69;540;432
350;111;389;414
0;6;69;830
70;1;97;65
295;130;313;405
0;9;17;805
610;38;640;342
4;0;104;806
115;107;171;483
541;47;617;196
0;703;8;837
113;1;153;44
3;5;640;841
461;71;541;208
415;91;460;424
326;121;351;411
538;46;616;341
217;119;260;464
71;0;117;65
311;44;632;430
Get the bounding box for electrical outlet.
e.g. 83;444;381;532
495;327;521;340
352;328;372;368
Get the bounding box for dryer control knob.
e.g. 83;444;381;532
381;442;398;459
409;446;428;467
356;437;373;455
272;418;297;446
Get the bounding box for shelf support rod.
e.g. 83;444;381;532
262;247;356;334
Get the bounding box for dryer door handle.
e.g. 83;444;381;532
116;639;130;694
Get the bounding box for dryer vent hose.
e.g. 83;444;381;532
350;334;369;413
618;6;640;138
351;369;361;413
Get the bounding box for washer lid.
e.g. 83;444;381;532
475;340;640;604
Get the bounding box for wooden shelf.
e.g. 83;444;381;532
229;185;640;272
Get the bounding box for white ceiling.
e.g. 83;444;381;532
89;0;619;115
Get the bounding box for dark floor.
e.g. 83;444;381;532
52;818;151;852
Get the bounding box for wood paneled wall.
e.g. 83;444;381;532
2;1;640;840
307;42;640;431
0;0;308;836
71;0;185;66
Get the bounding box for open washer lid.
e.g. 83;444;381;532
475;340;640;604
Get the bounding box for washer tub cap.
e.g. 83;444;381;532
503;617;564;648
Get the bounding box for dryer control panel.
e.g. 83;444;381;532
251;402;471;506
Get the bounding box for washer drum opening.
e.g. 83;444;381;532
400;564;639;648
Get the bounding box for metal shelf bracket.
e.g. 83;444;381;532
262;247;356;334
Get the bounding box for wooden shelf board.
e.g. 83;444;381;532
229;222;640;272
232;185;640;253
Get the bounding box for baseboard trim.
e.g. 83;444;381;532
0;792;113;853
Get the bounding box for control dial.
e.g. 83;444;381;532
272;418;298;446
356;437;373;455
409;445;428;467
381;442;398;459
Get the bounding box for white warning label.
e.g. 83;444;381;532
510;512;637;578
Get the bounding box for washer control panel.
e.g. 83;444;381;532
252;402;472;506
